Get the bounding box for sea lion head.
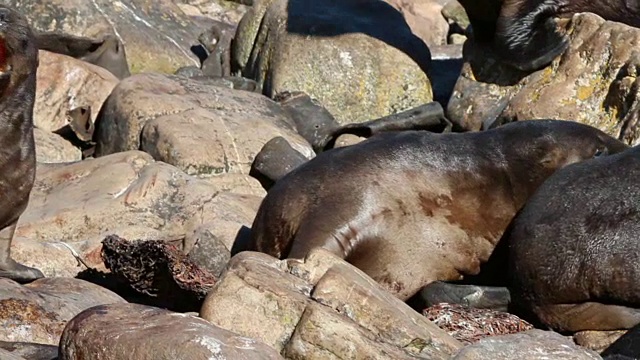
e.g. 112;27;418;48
499;120;629;203
0;7;38;100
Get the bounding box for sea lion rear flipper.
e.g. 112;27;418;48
319;101;451;152
494;1;569;72
0;222;44;284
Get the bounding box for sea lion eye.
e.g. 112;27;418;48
594;147;607;157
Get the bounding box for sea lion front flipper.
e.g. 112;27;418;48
319;101;451;152
0;222;44;284
494;1;569;72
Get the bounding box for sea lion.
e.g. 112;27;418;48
34;31;130;79
248;120;628;300
458;0;640;71
0;6;44;283
506;144;640;332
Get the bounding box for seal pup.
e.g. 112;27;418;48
0;6;44;283
506;144;640;332
249;120;628;300
458;0;640;71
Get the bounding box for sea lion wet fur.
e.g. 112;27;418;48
248;120;628;300
506;144;640;332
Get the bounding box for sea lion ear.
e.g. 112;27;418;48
539;147;562;167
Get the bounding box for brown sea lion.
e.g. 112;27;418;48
506;144;640;332
34;31;130;79
248;120;628;300
0;6;44;283
459;0;640;71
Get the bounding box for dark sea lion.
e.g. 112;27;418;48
34;31;130;79
458;0;640;71
248;120;628;300
0;6;44;282
506;144;640;333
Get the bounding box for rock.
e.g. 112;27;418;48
184;226;231;278
11;151;265;277
200;249;462;358
232;0;433;124
0;341;58;360
447;12;640;145
0;349;26;360
250;136;309;190
423;303;533;344
575;330;626;354
58;303;284;360
93;73;313;176
384;0;450;47
7;0;202;74
441;0;470;32
284;302;435;360
452;330;602;359
176;0;250;25
0;277;125;346
200;252;312;352
35;50;119;133
420;282;511;311
33;128;82;164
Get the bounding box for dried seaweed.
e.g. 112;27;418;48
101;235;216;311
423;303;534;344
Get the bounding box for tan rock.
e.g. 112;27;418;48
12;151;264;277
232;0;433;124
201;250;461;358
176;0;250;25
447;12;640;145
6;0;202;74
33;128;82;164
200;252;312;352
59;303;284;360
574;330;626;353
384;0;450;47
34;50;119;132
94;73;313;176
284;302;431;360
452;330;601;360
311;261;462;357
0;278;125;345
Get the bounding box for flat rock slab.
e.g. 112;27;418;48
59;303;283;360
13;150;264;278
0;277;125;345
452;329;602;360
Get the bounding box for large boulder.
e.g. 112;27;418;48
59;303;284;360
12;151;263;277
200;249;462;359
447;13;640;145
93;73;313;176
7;0;203;74
232;0;433;124
384;0;450;47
